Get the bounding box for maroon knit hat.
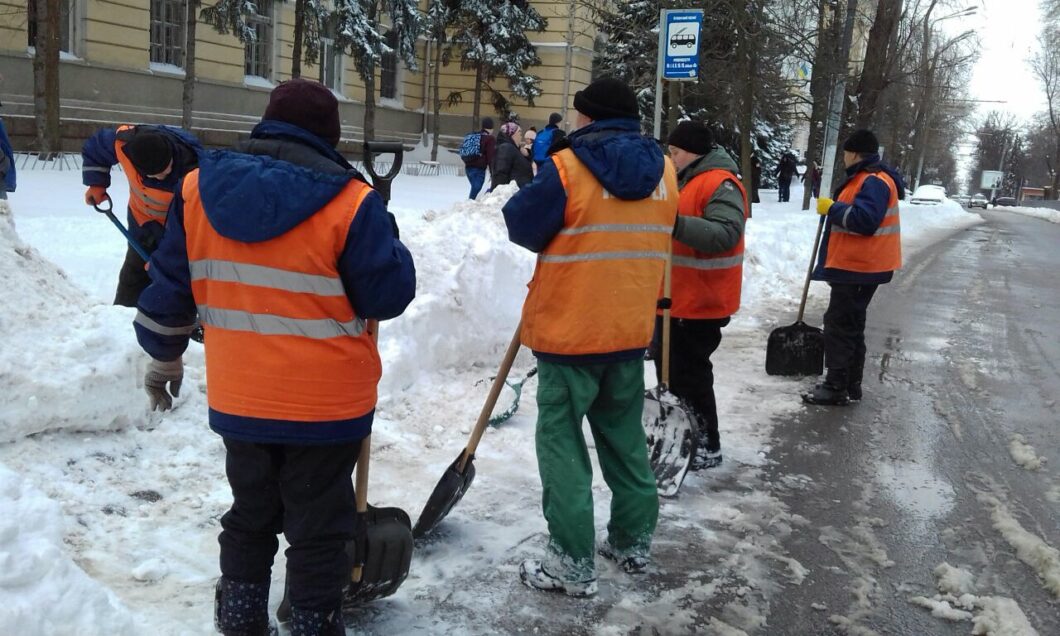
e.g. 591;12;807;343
262;78;342;147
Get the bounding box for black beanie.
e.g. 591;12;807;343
548;112;562;126
573;77;639;121
123;131;172;175
263;78;342;147
667;120;713;155
481;117;495;130
843;129;879;155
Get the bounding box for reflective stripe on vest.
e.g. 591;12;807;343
824;171;902;273
520;149;680;356
669;169;749;319
115;125;176;227
134;310;198;336
181;168;381;423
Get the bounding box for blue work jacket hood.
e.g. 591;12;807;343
566;119;665;200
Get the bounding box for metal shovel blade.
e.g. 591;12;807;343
765;320;824;376
343;504;414;607
643;386;698;498
411;451;477;539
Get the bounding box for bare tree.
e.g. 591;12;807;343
1030;33;1060;199
182;0;201;129
32;0;61;156
854;0;902;128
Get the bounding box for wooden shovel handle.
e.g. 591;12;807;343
457;321;523;472
661;245;673;389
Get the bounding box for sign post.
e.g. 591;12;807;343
652;9;704;140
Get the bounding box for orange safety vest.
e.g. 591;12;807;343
115;125;177;228
825;170;902;273
181;169;381;423
521;149;680;356
669;169;749;319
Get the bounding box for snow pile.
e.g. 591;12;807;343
0;201;146;442
1008;434;1045;470
978;493;1060;598
910;563;1041;636
0;464;143;635
992;206;1060;225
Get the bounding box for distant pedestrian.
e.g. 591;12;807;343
503;77;678;597
751;154;762;204
461;117;496;199
531;112;567;169
775;152;798;202
803;160;822;198
493;122;534;188
0;114;14;201
803;129;904;406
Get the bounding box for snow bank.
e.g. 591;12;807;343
991;206;1060;225
0;201;145;442
978;493;1060;598
935;562;976;596
911;563;1041;636
1008;434;1045;471
0;464;143;635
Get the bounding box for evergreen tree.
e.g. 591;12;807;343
427;0;459;159
200;0;260;42
447;0;547;125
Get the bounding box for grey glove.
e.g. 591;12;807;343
144;356;183;411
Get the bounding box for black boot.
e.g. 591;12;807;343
847;367;863;402
214;578;276;636
290;607;345;636
802;368;851;406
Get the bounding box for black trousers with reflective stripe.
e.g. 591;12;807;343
823;283;879;379
650;315;730;452
219;438;362;613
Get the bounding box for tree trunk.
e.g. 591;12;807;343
364;72;377;140
801;0;832;210
431;36;444;162
738;0;757;215
182;0;199;130
291;0;305;78
472;64;483;130
1053;141;1060;199
854;0;901;129
34;0;62;156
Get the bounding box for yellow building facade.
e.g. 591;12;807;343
0;0;598;149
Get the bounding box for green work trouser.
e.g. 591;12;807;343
535;358;660;581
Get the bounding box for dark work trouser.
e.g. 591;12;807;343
823;283;879;385
650;316;730;452
113;243;151;307
219;438;362;613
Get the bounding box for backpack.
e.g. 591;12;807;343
532;128;554;163
459;132;483;163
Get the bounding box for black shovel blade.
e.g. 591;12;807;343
343;505;414;607
766;320;824;376
643;386;698;498
275;505;413;623
411;451;476;539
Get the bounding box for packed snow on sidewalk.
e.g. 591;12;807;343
0;170;981;635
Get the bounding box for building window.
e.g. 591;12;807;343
245;0;274;79
319;37;343;92
379;31;398;100
27;0;77;55
150;0;186;67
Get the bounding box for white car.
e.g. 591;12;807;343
909;185;947;205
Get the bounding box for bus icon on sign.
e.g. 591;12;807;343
670;28;696;48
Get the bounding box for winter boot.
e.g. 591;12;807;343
598;543;650;574
213;578;276;636
690;445;723;471
519;559;598;597
802;368;851;406
847;353;865;402
289;607;344;636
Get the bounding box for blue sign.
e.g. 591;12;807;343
663;10;703;80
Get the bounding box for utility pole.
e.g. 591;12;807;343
818;0;859;195
990;132;1013;202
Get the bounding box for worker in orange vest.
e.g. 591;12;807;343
82;124;202;306
804;129;903;405
654;120;748;470
503;77;679;597
132;79;416;635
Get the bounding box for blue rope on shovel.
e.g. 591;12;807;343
488;366;538;426
94;199;151;262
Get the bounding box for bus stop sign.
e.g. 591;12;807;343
662;10;704;80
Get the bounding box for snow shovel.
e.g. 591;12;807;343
361;141;404;206
94;200;150;261
643;247;699;498
412;323;522;539
765;215;826;376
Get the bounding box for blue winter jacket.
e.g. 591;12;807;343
503;118;667;365
82;125;203;246
135;121;417;444
531;123;561;163
0;118;15;192
813;155;906;285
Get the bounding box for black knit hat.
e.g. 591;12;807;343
263;78;342;147
843;129;879;155
573;77;639;121
481;117;495;130
123;131;172;176
548;112;562;125
667;120;713;155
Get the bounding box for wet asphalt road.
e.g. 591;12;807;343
765;210;1060;635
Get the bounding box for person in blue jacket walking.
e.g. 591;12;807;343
0;115;15;200
531;112;567;170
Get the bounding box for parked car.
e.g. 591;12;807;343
969;193;988;209
995;196;1017;207
952;194;971;206
909;185;947;205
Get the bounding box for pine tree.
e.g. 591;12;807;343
447;0;547;126
200;0;260;42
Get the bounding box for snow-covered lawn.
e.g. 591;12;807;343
0;168;981;634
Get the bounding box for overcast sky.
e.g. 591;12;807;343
965;0;1046;123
